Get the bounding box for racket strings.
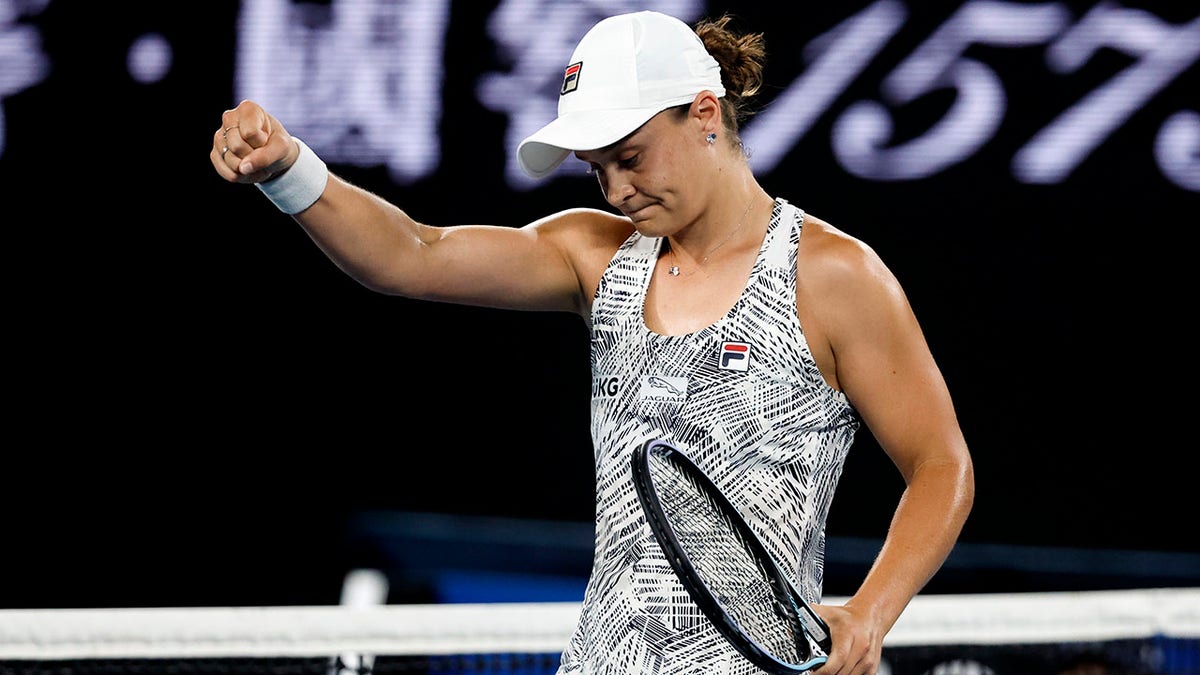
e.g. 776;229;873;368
649;457;805;663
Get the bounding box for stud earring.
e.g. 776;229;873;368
706;132;717;145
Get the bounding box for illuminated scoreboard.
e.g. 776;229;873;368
205;1;1198;193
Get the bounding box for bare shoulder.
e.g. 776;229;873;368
533;207;634;244
531;207;636;304
797;212;894;291
532;207;634;268
795;211;921;391
796;211;916;347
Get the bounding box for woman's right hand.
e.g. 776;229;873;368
210;99;300;185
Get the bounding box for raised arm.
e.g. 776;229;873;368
210;100;628;316
797;216;975;674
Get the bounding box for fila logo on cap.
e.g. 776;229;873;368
561;62;582;95
719;341;751;371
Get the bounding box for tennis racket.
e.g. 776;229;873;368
631;438;832;673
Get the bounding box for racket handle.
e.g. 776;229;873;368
798;600;832;654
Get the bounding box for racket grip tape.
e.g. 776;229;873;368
798;601;832;653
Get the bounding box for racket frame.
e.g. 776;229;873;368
632;438;832;674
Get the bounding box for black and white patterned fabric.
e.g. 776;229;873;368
558;198;861;674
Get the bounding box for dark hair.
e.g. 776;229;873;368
695;14;765;137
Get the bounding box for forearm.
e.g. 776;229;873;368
845;455;974;635
293;172;430;295
244;136;428;295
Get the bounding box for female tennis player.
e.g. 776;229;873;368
211;11;974;674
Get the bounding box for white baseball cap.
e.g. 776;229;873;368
516;10;727;179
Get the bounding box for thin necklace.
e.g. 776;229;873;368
667;197;756;277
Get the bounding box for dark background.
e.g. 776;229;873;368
2;1;1196;609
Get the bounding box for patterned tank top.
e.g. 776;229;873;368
556;198;861;675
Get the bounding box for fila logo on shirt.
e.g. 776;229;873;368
719;341;751;371
561;62;582;95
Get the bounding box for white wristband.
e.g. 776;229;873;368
256;138;328;214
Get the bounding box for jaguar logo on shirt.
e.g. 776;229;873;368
639;375;687;402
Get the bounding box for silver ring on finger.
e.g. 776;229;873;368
221;146;229;158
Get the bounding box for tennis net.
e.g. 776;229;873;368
0;587;1196;674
